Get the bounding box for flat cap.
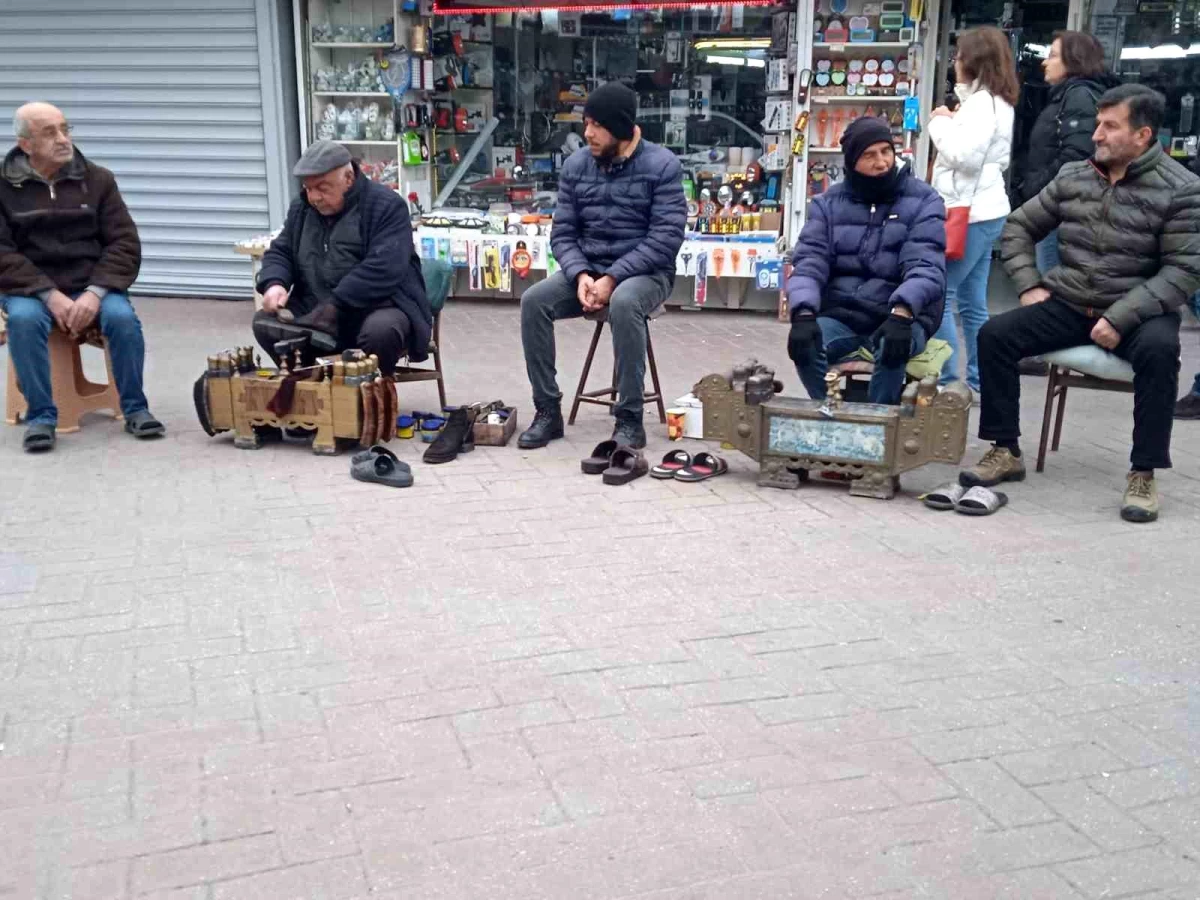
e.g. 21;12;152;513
293;140;352;177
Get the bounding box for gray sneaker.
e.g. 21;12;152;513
1120;472;1159;523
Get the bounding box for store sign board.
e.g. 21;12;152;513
434;0;772;14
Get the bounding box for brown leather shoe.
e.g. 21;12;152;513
959;446;1027;488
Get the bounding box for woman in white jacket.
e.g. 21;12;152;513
928;26;1018;394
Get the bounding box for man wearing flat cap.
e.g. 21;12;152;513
785;116;947;405
253;140;431;376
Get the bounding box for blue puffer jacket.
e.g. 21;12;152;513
787;167;947;338
551;138;687;284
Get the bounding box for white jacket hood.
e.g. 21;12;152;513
929;83;1014;223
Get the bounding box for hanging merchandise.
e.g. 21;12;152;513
499;243;512;293
469;242;481;290
511;240;530;278
482;242;500;290
380;50;412;103
792;111;811;156
401;131;424;166
693;252;709;306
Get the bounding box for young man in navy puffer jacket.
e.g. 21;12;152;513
786;117;947;405
518;82;686;451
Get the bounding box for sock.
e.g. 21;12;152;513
996;439;1021;457
1131;469;1154;479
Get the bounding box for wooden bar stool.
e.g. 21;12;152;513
569;304;667;425
3;322;122;432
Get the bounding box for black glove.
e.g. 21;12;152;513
872;312;913;368
787;310;821;363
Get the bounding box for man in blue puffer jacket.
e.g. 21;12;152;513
786;117;947;405
518;82;687;450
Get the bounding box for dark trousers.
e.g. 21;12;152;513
977;297;1180;471
520;271;670;420
252;303;412;375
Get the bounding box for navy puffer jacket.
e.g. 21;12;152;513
551;138;687;284
786;166;947;337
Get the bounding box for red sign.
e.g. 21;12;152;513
434;0;772;14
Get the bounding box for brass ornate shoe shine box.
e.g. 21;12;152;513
694;363;972;499
199;348;378;455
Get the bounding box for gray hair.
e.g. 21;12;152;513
13;109;30;139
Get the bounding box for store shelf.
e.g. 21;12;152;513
311;42;395;49
808;147;844;154
314;92;392;98
335;140;398;146
813;41;912;50
811;96;908;104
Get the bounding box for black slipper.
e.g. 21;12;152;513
124;410;165;439
601;446;649;485
23;423;56;453
582;440;619;475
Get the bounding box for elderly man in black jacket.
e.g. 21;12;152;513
960;84;1200;523
253;141;431;376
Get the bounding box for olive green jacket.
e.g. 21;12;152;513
1000;143;1200;334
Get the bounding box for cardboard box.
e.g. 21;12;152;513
472;407;518;446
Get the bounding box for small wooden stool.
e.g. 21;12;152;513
569;304;667;425
4;326;122;433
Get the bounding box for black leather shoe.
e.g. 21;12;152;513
424;406;477;464
258;304;339;354
517;404;564;449
1174;393;1200;420
612;416;647;450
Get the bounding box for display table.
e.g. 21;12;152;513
234;226;787;312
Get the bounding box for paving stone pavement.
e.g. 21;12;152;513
2;296;1199;900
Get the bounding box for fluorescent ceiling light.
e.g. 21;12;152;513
694;38;771;50
1121;43;1200;60
705;54;765;67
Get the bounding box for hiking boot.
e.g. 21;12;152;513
1173;392;1200;419
1121;472;1159;523
1018;358;1050;377
959;445;1026;488
424;406;477;464
517;404;564;449
612;415;647;450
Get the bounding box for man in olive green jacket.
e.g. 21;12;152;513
960;84;1200;523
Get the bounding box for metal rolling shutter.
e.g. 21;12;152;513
0;0;294;299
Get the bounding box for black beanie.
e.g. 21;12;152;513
583;82;637;141
840;116;895;169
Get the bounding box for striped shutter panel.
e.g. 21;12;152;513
0;0;295;298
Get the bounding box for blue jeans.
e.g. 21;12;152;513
935;216;1006;393
1035;229;1061;275
793;316;928;406
1;292;148;426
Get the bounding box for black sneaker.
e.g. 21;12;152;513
424;406;477;464
1174;393;1200;419
517;404;564;449
612;416;647;450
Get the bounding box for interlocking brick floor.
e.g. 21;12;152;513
2;294;1199;899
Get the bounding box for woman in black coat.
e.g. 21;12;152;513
1021;31;1121;274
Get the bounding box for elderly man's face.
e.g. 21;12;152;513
303;166;355;215
17;103;75;175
